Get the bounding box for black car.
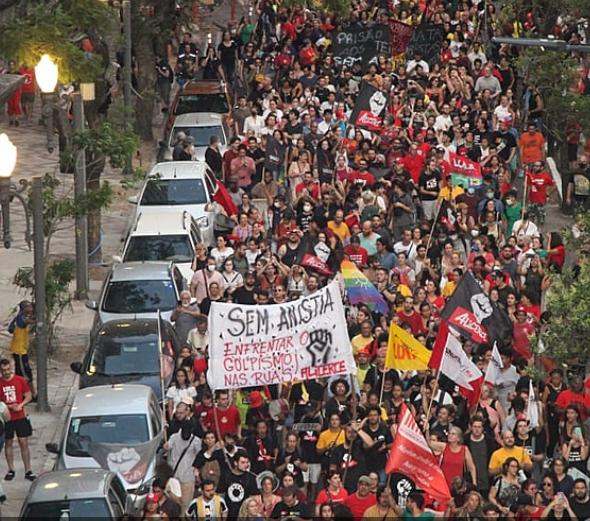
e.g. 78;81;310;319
71;319;180;401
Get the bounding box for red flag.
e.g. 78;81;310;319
429;321;481;390
213;180;238;217
386;404;451;505
301;254;333;275
460;375;484;409
448;151;482;177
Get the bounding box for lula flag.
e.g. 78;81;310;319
88;432;162;485
440;271;513;345
429;320;481;390
527;379;539;430
484;343;503;386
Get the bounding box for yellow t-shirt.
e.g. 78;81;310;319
328;220;350;243
10;322;30;356
489;446;532;472
316;428;346;452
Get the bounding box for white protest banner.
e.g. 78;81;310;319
207;281;356;390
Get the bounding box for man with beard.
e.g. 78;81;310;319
277;228;302;269
488;430;533;477
231;271;257;304
167;400;204;439
569;478;590;520
218;452;258;518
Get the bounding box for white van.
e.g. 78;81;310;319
47;385;164;503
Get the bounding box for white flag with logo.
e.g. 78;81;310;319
484;343;503;386
527;379;539;430
429;321;481;390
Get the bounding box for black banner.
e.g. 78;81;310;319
405;24;445;67
264;135;287;173
440;271;513;345
349;81;390;132
333;24;391;67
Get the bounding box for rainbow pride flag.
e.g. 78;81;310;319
340;259;389;315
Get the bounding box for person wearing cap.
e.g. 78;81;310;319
187;479;228;520
141;491;169;519
343;474;377;520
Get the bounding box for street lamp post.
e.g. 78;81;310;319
0;136;46;410
0;134;31;250
35;55;59;154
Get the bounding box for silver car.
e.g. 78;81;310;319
85;261;184;330
160;112;231;161
19;469;131;520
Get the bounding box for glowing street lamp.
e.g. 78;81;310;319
36;55;59;153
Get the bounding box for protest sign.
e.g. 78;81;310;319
333;24;390;67
405;24;445;66
207;281;356;390
349;82;390;132
390;20;414;57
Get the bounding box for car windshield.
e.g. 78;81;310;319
66;414;149;457
172;126;225;147
102;280;177;313
124;235;193;263
22;499;111;520
140;178;208;206
89;334;161;376
175;93;229;115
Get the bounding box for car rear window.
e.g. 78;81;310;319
124;235;193;263
141;178;208;205
175;93;229;115
22;499;111;520
102;280;177;314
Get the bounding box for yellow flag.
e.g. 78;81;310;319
385;322;432;370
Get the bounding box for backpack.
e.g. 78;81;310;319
200;459;221;487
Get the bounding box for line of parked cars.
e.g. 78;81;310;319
19;80;233;521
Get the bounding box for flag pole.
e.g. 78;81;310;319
425;200;443;253
379;368;388;407
521;169;528;220
157;310;168;444
424;369;441;426
342;373;359;485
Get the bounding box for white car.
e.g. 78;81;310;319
128;161;216;245
114;210;202;285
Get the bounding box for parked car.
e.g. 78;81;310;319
19;469;132;521
128;161;217;245
159;112;231;162
70;319;179;401
114;210;202;285
85;261;184;331
165;79;232;136
47;385;164;503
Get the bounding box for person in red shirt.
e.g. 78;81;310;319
18;63;35;125
402;144;426;184
348;160;375;189
295;171;320;200
344;236;368;268
512;305;536;361
526;160;555;229
343;475;377;521
555;376;590;421
397;296;423;336
203;390;242;439
0;358;34;481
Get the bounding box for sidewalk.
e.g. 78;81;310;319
0;106;140;516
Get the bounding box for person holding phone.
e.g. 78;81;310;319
561;407;589;477
540;491;578;520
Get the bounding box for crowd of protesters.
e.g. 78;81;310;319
131;0;590;520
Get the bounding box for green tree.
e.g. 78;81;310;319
515;48;590;170
543;211;590;373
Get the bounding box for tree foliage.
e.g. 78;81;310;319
544;211;590;371
0;1;113;84
515;48;590;166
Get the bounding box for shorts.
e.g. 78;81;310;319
13;353;33;383
21;92;35;104
303;463;321;484
5;417;32;440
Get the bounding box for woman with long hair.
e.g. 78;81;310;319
535;473;558;507
165;368;197;419
561;405;589;476
237;497;264;521
550;456;574;496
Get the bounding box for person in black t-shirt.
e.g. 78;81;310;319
357;406;393;485
270;486;313;520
